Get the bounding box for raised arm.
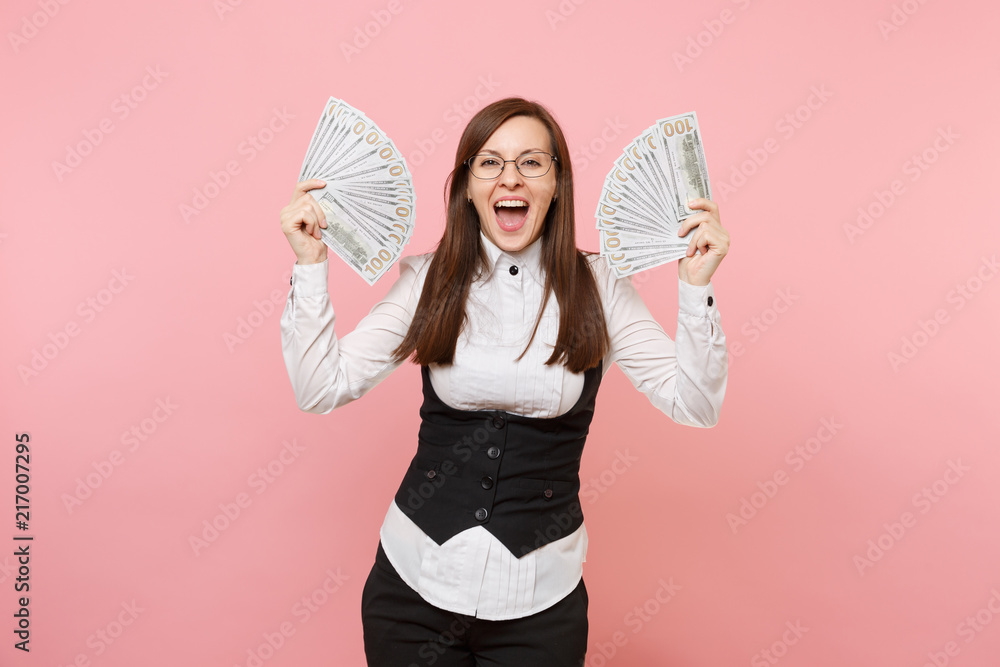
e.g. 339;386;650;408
279;256;425;413
601;197;730;426
280;178;330;267
278;179;426;413
602;269;727;427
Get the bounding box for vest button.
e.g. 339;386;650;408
475;508;488;521
492;415;505;429
426;469;436;479
481;476;494;490
487;446;501;460
543;488;553;499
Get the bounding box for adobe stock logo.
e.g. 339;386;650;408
544;0;590;30
51;66;168;182
340;0;410;62
213;0;248;20
853;459;970;576
189;439;306;556
725;417;842;534
751;620;809;667
714;85;832;202
62;398;179;514
843;126;958;244
570;117;629;174
234;567;349;667
179;108;295;222
406;75;502;169
921;588;1000;667
727;287;799;367
7;0;72;54
877;0;932;39
17;268;135;385
583;578;682;666
224;277;291;353
887;254;997;372
671;0;755;72
55;600;144;666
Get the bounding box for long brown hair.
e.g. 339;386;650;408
392;98;609;373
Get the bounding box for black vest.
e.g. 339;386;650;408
393;362;603;558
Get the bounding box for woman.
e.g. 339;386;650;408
279;97;729;665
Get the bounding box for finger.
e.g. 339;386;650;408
300;215;313;239
296;178;327;192
687;197;719;216
279;207;307;235
310;209;326;239
306;209;324;239
311;200;328;229
313;213;324;239
290;178;327;203
686;226;701;256
291;201;321;235
688;202;721;226
677;211;709;238
696;228;728;259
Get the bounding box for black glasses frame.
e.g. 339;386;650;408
466;152;558;180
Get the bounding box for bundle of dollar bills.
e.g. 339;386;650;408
596;112;712;277
298;97;415;285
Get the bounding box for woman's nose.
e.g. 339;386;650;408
498;161;524;187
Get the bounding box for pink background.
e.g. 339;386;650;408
3;1;999;665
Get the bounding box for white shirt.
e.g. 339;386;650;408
280;232;727;620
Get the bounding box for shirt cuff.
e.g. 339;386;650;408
677;279;719;319
290;259;329;298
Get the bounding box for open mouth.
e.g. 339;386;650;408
493;199;529;232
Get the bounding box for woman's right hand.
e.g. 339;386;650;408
280;179;329;265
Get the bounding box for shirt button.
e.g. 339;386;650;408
509;265;519;276
492;415;505;429
543;488;554;499
290;276;293;286
475;508;488;521
707;296;714;306
487;446;501;459
481;476;494;490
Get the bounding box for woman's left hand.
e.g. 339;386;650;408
677;198;730;286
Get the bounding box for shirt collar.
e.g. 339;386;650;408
479;231;544;286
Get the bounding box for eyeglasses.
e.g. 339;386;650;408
466;152;557;179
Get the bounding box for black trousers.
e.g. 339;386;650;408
361;542;589;666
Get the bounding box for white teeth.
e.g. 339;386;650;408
495;200;528;208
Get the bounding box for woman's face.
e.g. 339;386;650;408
466;115;557;253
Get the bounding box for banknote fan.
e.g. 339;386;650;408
595;112;712;277
298;97;416;285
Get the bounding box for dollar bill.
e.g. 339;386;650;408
297;97;415;285
595;112;712;277
656;112;711;219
